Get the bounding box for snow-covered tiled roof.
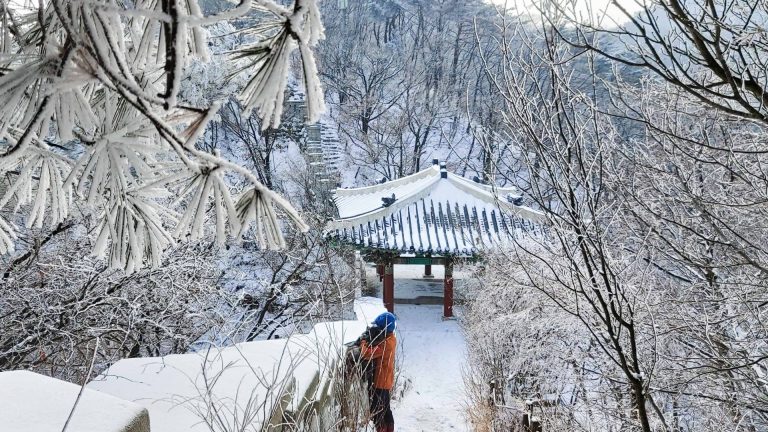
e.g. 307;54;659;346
326;162;544;257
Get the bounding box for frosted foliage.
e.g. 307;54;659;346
0;0;320;272
468;11;768;428
172;170;240;245
0;147;72;229
0;216;16;254
237;0;326;127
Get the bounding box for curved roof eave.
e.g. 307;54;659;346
327;175;442;230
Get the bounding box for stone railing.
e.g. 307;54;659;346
82;298;387;432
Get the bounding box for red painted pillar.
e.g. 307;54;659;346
376;264;384;281
424;264;433;278
443;260;454;318
383;262;395;313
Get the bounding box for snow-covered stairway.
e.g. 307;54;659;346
318;121;343;175
286;87;343;215
302;121;342;215
304;121;342;191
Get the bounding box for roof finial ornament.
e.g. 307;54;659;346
506;193;523;206
382;193;396;207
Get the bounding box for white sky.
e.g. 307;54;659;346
488;0;646;27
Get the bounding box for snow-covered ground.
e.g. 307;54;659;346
393;304;469;432
367;264;471;432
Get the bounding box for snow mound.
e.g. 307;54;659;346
0;370;149;432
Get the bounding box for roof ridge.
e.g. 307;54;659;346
333;165;440;196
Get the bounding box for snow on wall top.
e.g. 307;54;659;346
327;163;545;256
87;298;387;432
0;370;149;432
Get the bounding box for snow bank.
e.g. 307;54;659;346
88;297;387;431
0;370;149;432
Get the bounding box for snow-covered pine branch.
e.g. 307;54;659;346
0;143;72;229
93;193;176;273
172;168;240;245
236;0;326;127
0;0;324;273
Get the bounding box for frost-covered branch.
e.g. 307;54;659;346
0;0;325;272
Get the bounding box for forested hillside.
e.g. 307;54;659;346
316;0;519;185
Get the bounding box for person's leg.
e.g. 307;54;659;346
382;389;394;432
370;388;387;431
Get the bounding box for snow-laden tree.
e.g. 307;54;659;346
316;0;512;184
487;27;662;430
462;253;631;431
465;4;768;430
0;0;326;272
0;220;225;382
558;0;768;124
481;9;768;432
607;78;768;432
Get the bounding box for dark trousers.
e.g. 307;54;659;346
369;387;394;431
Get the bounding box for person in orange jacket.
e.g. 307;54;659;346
358;312;397;432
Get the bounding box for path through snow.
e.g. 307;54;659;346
393;304;469;431
368;265;470;432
